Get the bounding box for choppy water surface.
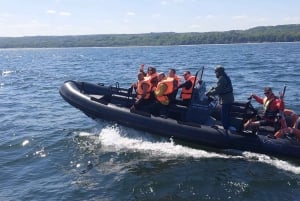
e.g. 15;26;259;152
0;43;300;200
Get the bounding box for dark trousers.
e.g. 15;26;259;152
134;99;152;112
148;101;168;116
221;103;232;130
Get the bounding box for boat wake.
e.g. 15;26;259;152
78;125;300;175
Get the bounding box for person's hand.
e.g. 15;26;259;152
140;64;145;71
247;93;254;100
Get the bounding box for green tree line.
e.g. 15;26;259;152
0;24;299;48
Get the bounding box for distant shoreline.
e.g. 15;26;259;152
0;24;299;49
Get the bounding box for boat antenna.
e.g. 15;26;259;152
280;84;287;100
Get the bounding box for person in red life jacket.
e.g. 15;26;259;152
167;68;181;103
131;72;152;111
149;72;175;117
244;87;287;133
206;66;234;134
274;109;300;141
178;71;195;106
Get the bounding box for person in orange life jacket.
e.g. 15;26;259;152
139;64;158;89
274;109;300;141
205;66;234;133
167;68;181;103
139;64;158;100
130;72;152;110
244;87;287;132
149;72;175;117
177;71;195;106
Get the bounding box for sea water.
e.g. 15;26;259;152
0;43;300;200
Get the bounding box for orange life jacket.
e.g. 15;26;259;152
155;77;174;105
145;72;158;89
136;78;151;100
181;76;195;100
274;127;300;141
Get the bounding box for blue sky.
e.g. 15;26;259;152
0;0;299;37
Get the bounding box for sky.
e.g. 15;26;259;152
0;0;299;37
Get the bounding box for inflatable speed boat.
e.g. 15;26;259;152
59;70;300;159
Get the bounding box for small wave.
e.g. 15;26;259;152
242;152;300;174
1;70;15;77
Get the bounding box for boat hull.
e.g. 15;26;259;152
59;80;300;158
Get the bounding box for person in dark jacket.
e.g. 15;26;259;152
206;65;234;133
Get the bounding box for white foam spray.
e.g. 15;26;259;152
79;125;300;175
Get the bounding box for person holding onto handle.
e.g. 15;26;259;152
205;65;234;134
244;87;287;133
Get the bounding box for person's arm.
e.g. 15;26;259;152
141;83;149;99
252;94;263;104
206;77;225;96
178;80;192;89
139;64;147;76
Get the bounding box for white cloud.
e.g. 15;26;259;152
46;10;56;14
283;16;300;22
151;13;161;18
102;19;113;24
232;15;247;20
126;12;136;16
59;12;71;16
256;17;268;22
161;1;167;5
46;10;71;16
189;24;201;29
205;15;217;19
123;19;130;24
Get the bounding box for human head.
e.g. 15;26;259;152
157;72;165;81
148;66;156;75
183;71;191;80
264;87;273;97
214;65;225;78
168;68;176;77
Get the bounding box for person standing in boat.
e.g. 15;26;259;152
244;87;287;133
131;72;152;111
177;71;195;106
205;65;234;134
167;68;181;103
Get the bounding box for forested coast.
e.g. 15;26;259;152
0;24;299;48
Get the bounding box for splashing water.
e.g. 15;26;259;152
81;125;300;175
